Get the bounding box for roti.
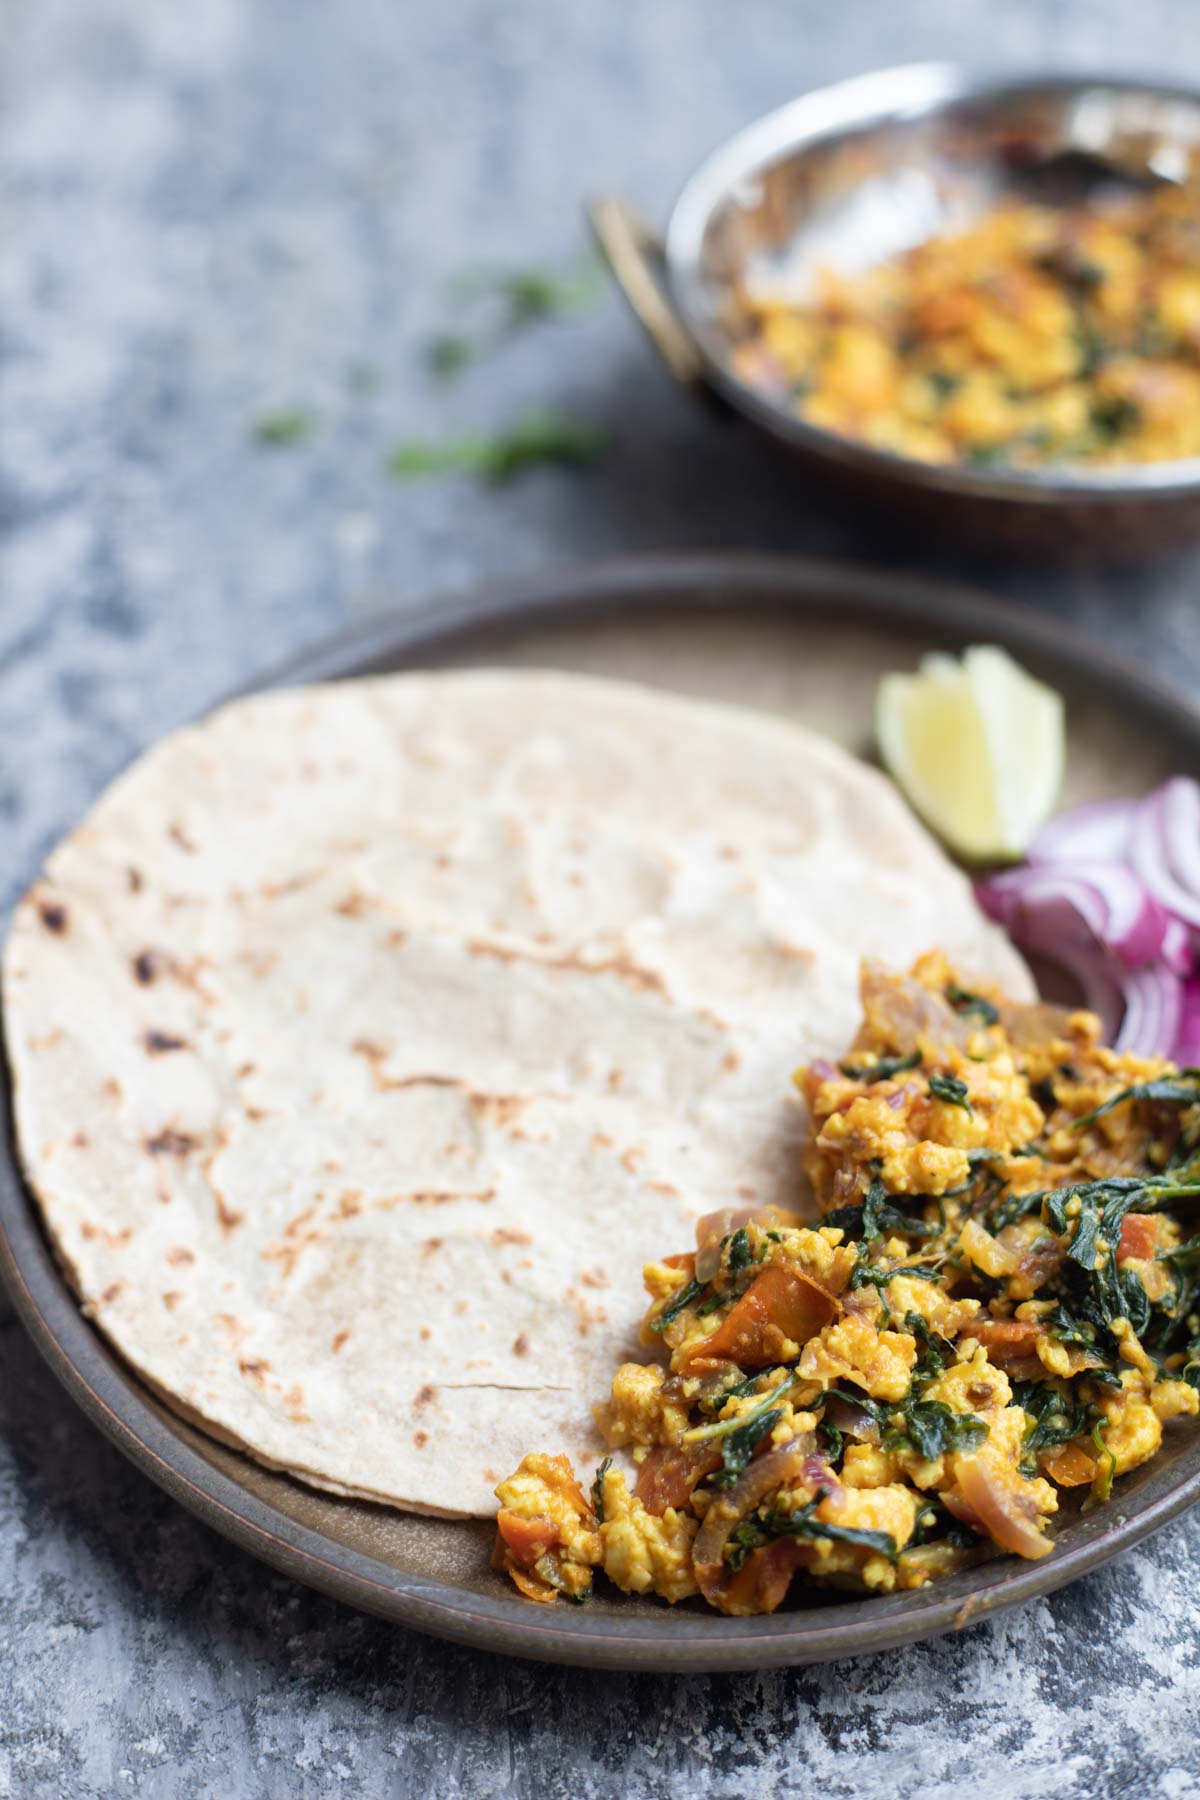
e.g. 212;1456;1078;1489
2;669;1030;1515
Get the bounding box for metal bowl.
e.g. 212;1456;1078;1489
591;66;1200;554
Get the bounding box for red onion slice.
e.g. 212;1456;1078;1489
1175;978;1200;1067
977;862;1170;970
1130;778;1200;931
1029;798;1139;867
1114;962;1184;1059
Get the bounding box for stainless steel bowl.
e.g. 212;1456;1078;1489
591;66;1200;554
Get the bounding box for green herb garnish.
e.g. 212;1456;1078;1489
386;412;603;483
253;411;317;446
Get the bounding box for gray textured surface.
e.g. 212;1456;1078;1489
4;1;1200;1794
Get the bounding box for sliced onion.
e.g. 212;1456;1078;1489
1114;961;1183;1058
1173;977;1200;1067
1130;778;1200;931
982;778;1200;1064
1029;797;1139;867
978;862;1170;970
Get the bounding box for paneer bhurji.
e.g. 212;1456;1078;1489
495;952;1200;1614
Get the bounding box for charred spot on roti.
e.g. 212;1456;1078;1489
419;1326;432;1341
387;928;408;949
132;949;164;985
648;1180;680;1198
334;891;370;919
145;1129;197;1157
80;1220;132;1248
591;1132;613;1151
166;1246;194;1266
101;1281;124;1306
167;822;197;854
722;1048;741;1073
403;1188;495;1206
491;1228;532;1249
512;1333;530;1356
284;1385;310;1423
239;1357;270;1383
71;1129;89;1149
162;1291;182;1310
421;1237;444;1257
469;1093;528;1130
414;1384;437;1410
579;1267;609;1289
620;1147;645;1175
143;1030;187;1055
413;1431;429;1448
331;1330;351;1353
126;866;144;893
37;900;68;934
336;1190;363;1218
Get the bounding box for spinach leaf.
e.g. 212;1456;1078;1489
1091;1419;1116;1501
726;1227;754;1273
848;1258;942;1294
945;985;1000;1026
710;1408;783;1490
929;1074;973;1114
838;1050;921;1081
648;1277;704;1333
825;1180;938;1242
763;1492;901;1563
1012;1382;1092;1477
905;1310;953;1380
591;1456;613;1522
1073;1078;1200;1129
885;1400;988;1461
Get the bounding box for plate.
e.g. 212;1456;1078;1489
4;552;1200;1672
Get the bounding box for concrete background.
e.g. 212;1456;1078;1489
3;1;1200;1793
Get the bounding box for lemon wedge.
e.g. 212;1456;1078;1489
876;645;1064;861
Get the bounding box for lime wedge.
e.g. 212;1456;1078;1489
876;645;1064;861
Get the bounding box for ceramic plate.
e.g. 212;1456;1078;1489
4;554;1199;1671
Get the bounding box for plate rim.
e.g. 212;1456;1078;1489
4;549;1200;1673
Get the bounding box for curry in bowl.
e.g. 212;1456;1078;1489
731;185;1200;470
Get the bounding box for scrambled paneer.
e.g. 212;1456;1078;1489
729;183;1200;469
494;954;1200;1614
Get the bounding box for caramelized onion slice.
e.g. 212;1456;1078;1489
943;1456;1053;1560
692;1439;819;1612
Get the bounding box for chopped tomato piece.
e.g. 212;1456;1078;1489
495;1509;560;1567
718;1537;804;1614
635;1442;723;1514
1117;1213;1158;1264
968;1317;1043;1366
680;1264;838;1369
1041;1440;1096;1487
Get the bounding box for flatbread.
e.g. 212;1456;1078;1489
2;670;1030;1515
